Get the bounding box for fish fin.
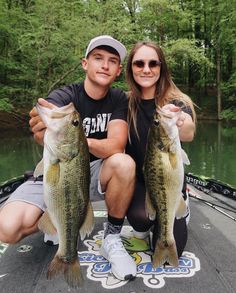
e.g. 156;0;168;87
152;240;179;268
181;148;190;165
79;201;94;240
176;197;188;219
169;152;177;169
38;210;57;235
33;159;44;177
47;254;83;288
169;149;190;168
46;163;60;185
145;192;156;220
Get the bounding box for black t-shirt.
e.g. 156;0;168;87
46;82;128;162
126;99;193;183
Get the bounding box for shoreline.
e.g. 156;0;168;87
0;110;236;130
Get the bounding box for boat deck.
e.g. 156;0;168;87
0;186;236;293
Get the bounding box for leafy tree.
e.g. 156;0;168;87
0;0;235;119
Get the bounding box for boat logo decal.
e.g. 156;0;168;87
0;274;7;279
78;226;201;289
17;244;33;253
0;242;8;257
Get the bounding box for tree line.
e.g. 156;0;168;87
0;0;235;120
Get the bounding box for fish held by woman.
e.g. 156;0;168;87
143;105;189;268
34;102;94;288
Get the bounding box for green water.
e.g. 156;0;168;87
183;121;236;187
0;130;43;184
0;121;236;187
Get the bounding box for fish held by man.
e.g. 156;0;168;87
143;105;189;268
34;102;94;288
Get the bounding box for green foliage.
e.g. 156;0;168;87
221;73;236;103
164;38;213;85
220;72;236;120
0;0;235;119
138;0;192;42
0;98;13;112
220;108;236;121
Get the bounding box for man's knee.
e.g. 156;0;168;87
0;216;21;243
108;153;136;177
0;202;42;243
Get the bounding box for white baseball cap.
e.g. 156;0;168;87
85;35;127;62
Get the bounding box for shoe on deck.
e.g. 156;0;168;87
100;234;137;281
44;233;59;246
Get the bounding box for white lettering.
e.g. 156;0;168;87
82;113;112;137
83;117;91;137
96;114;106;132
105;113;112;131
90;118;97;133
181;259;192;266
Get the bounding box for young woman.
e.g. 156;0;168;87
125;41;196;257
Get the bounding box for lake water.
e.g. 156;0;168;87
0;130;43;184
183;120;236;187
0;121;236;187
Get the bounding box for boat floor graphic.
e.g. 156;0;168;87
0;186;236;293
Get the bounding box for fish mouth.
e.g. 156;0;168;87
36;103;75;121
156;107;173;119
156;106;181;120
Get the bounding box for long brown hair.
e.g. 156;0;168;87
126;41;196;138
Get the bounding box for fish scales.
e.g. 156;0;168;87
144;107;188;269
35;103;94;288
48;163;79;258
145;129;170;237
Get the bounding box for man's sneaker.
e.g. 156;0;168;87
133;229;150;239
44;233;59;246
100;234;137;280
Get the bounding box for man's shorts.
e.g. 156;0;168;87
1;159;105;212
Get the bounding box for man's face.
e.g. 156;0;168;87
82;48;122;87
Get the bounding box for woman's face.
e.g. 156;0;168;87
132;45;161;96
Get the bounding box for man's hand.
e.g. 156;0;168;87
29;98;54;145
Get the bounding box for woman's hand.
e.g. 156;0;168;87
161;104;195;141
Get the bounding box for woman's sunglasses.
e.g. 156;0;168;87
132;59;162;69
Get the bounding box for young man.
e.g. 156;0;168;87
0;35;136;280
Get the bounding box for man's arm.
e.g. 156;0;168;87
87;119;128;159
30;99;128;158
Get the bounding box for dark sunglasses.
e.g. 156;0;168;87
132;59;161;69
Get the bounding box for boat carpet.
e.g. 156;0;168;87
0;192;235;293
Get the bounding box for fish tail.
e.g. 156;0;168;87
79;201;94;240
152;240;179;268
47;254;83;288
64;258;83;288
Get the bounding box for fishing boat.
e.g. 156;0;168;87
0;173;235;293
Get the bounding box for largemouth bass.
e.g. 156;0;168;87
34;102;94;288
143;105;189;268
